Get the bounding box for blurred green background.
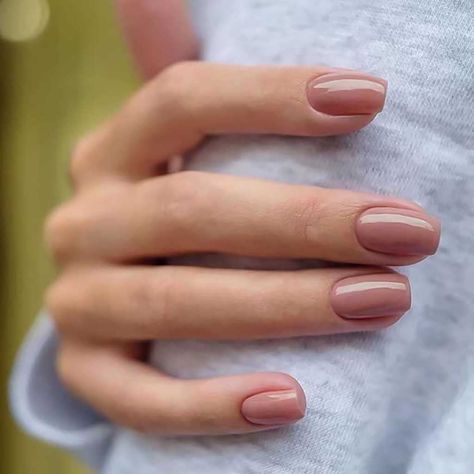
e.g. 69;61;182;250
1;1;138;472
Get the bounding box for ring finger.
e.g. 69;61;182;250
48;266;410;341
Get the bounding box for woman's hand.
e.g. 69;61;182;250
44;61;440;436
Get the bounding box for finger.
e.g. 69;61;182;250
57;341;306;434
50;173;439;266
48;266;409;341
75;63;386;182
115;0;198;79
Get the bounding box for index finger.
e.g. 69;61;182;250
73;63;386;184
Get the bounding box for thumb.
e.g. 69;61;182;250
114;0;199;80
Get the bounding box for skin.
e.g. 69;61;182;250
44;1;440;435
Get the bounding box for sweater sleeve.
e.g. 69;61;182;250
9;312;114;471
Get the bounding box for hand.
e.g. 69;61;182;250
44;59;440;436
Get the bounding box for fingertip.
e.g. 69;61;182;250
238;372;306;428
306;72;386;116
312;113;379;136
241;388;306;426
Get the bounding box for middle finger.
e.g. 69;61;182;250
55;172;440;266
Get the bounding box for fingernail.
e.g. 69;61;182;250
356;207;441;256
241;389;306;426
307;73;387;116
331;273;411;319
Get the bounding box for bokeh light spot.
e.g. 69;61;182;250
0;0;50;42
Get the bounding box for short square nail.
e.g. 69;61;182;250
306;73;387;116
241;389;306;426
331;273;411;319
356;207;441;256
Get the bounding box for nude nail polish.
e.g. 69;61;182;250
241;389;306;426
331;273;411;319
356;207;441;256
307;73;387;116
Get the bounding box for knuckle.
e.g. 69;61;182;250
153;61;201;114
69;133;101;184
46;279;78;334
56;342;161;433
142;171;211;233
290;193;325;245
167;171;212;210
290;192;359;253
44;204;76;261
47;270;101;337
68;121;116;186
127;275;161;333
128;271;179;337
44;201;92;261
44;192;112;262
154;272;181;335
164;173;211;228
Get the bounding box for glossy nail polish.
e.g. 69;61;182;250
356;207;441;256
307;72;387;116
241;389;306;426
331;273;411;319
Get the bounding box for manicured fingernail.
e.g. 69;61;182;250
331;273;411;319
241;389;306;426
307;73;387;116
356;207;441;256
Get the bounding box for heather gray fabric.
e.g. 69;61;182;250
10;1;474;473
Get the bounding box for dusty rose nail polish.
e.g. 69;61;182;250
306;72;387;116
241;389;306;426
356;207;441;256
331;273;411;319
